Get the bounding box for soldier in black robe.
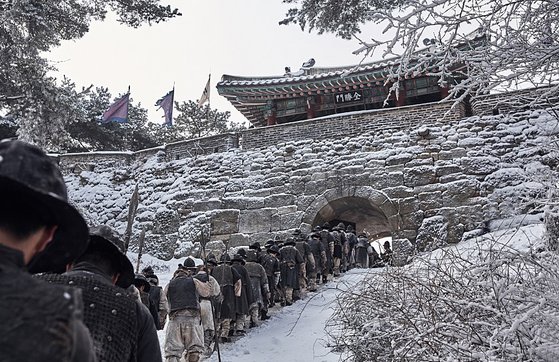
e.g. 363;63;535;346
307;232;326;291
260;244;280;310
211;253;241;342
278;239;304;305
231;253;254;335
318;224;334;283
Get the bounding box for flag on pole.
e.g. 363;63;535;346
155;89;174;127
198;74;211;107
101;93;129;123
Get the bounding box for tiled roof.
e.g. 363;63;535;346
218;58;399;87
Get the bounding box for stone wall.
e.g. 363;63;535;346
63;103;558;260
57;87;559;260
164;133;239;161
57;133;240;174
241;101;465;150
471;86;559;116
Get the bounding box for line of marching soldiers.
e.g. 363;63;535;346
146;222;394;361
0;139;393;362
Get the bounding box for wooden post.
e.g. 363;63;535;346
135;229;146;273
124;184;139;251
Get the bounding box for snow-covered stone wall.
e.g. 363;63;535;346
471;86;559;116
59;91;558;260
241;100;465;150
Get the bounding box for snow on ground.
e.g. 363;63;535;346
134;223;546;362
205;271;373;362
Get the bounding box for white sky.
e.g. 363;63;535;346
47;1;377;126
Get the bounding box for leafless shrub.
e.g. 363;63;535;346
326;231;559;361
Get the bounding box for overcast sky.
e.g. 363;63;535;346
47;1;376;126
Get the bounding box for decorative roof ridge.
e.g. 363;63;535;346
218;56;400;86
217;32;486;88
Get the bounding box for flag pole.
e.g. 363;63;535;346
207;73;211;121
126;85;131;123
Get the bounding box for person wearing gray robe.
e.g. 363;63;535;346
244;250;270;327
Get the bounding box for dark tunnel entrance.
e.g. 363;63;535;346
311;196;392;240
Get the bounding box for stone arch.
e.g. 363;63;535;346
300;187;400;238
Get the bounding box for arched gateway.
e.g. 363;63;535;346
300;187;400;239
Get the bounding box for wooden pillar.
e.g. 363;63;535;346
397;87;407;107
440;86;449;100
266;114;277;126
265;99;277;125
306;96;315;119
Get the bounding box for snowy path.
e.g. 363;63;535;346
206;270;369;362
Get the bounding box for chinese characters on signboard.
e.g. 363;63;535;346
334;90;363;104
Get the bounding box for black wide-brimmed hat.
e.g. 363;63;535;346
249;242;261;251
183;257;197;270
0;140;89;273
133;273;151;292
283;237;296;246
231;253;246;264
206;256;218;266
246;249;258;262
89;225;134;288
268;245;280;255
219;253;231;264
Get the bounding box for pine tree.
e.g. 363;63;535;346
0;0;181;151
281;0;559;101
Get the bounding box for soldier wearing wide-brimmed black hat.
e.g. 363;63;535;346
261;244;281;307
40;224;162;362
278;237;304;306
142;265;166;330
0;140;95;361
307;232;327;291
210;252;241;342
231;253;253;336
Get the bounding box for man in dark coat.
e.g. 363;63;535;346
278;239;304;305
382;240;393;265
135;274;152;305
260;244;281;309
244;249;269;326
346;225;358;270
307;232;326;291
143;265;167;329
211;253;242;342
331;223;347;276
41;225;162;362
231;253;254;335
293;230;315;300
318;224;334;283
0;140;95;362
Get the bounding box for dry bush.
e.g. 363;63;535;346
326;233;559;361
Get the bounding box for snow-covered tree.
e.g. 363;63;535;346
281;0;559;102
172;100;242;140
327;229;559;361
0;0;180;150
63;87;158;152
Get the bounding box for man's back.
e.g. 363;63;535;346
0;249;94;362
38;272;139;362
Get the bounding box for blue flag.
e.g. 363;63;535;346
155;89;174;127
